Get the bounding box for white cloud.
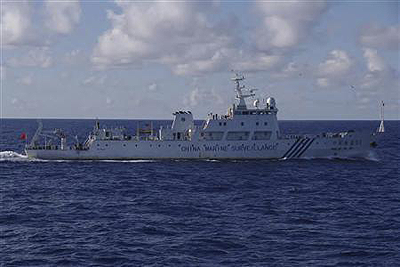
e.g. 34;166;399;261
317;78;329;87
313;47;398;111
314;50;354;89
1;2;32;46
183;87;224;107
44;1;81;34
233;52;283;73
105;97;114;106
64;49;83;64
82;75;107;85
7;47;53;68
17;74;33;85
92;2;235;73
92;2;285;75
359;24;400;50
253;1;327;50
92;2;330;75
363;48;386;72
148;83;158;91
1;1;81;48
1;66;6;81
82;76;95;85
318;50;352;76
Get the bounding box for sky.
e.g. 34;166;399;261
1;1;399;120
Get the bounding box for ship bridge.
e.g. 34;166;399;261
155;74;282;142
195;74;281;142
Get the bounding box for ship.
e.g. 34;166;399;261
25;74;384;160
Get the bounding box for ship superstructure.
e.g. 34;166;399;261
25;75;383;160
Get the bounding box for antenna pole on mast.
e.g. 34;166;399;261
378;101;385;133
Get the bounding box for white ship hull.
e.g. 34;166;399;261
26;131;380;160
24;75;384;161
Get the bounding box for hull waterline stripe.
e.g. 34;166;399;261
295;138;315;158
286;138;307;159
281;138;301;158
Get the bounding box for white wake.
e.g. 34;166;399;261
0;151;29;161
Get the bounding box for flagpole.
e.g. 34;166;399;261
136;121;139;140
151;121;153;139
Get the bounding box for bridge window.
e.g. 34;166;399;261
241;122;244;126
201;131;224;141
226;131;250;141
252;131;272;140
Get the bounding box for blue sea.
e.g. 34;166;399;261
1;119;399;266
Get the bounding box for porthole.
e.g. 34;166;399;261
223;122;226;126
123;144;126;147
135;144;138;147
105;144;108;147
158;145;161;147
256;122;259;126
241;122;244;126
219;122;222;126
264;122;268;126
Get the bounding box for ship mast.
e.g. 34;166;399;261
378;101;385;133
231;73;255;110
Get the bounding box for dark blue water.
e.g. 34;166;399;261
1;119;399;266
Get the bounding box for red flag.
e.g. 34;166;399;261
20;133;27;140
